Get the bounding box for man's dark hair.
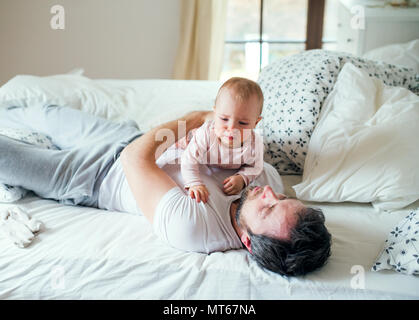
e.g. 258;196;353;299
248;207;331;277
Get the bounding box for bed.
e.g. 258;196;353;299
0;44;418;300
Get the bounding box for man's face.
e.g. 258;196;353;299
236;185;306;240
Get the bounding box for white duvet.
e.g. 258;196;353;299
0;74;418;299
1;179;418;299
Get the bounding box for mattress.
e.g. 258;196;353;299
0;78;418;300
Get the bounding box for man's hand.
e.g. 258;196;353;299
188;185;210;203
187;110;214;125
203;110;214;122
223;175;245;195
175;128;197;149
173;110;213;149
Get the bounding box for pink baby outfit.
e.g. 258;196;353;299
181;120;264;188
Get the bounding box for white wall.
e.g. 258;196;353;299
0;0;181;85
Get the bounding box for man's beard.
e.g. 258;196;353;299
235;187;251;227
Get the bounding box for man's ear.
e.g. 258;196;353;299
241;233;252;254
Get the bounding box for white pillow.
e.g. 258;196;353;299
293;62;419;211
363;39;419;73
372;208;419;275
257;49;418;175
0;73;127;120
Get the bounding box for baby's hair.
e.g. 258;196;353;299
215;77;264;115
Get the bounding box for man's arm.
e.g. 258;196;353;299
120;111;212;224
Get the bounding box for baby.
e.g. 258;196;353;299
179;77;264;203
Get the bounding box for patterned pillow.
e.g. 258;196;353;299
257;49;419;174
0;127;58;203
372;209;419;275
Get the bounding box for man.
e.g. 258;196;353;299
0;103;331;276
120;111;332;277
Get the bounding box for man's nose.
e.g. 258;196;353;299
261;186;277;200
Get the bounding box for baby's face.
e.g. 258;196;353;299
213;88;262;148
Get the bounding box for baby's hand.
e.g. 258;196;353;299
223;175;245;195
188;185;210;203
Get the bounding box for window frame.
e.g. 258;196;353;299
224;0;330;72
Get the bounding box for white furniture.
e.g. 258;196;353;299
337;0;419;55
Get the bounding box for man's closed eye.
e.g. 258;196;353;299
262;203;276;216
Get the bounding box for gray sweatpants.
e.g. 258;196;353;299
0;102;142;208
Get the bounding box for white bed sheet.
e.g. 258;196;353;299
0;79;418;300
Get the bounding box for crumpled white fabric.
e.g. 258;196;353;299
0;206;43;248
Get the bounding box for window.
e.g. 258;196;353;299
220;0;338;82
322;0;339;50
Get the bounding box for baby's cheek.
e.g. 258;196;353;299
213;123;224;138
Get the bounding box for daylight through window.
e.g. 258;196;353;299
220;0;338;81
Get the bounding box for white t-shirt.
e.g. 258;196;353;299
97;148;285;253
